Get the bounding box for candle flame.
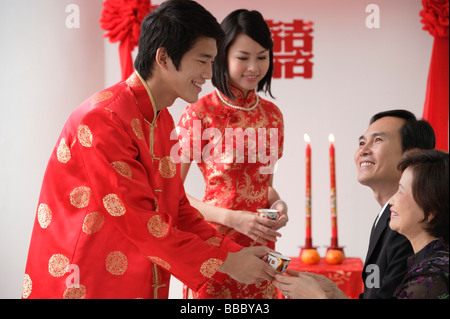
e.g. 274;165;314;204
329;133;335;143
304;133;310;143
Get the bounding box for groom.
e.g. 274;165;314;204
23;0;277;299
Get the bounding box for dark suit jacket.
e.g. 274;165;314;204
360;204;413;299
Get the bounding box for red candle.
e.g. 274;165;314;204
329;133;338;247
304;134;312;247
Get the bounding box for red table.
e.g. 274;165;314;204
278;257;364;299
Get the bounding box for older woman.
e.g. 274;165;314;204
388;149;448;299
273;150;449;299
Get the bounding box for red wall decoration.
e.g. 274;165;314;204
266;20;314;79
420;0;449;151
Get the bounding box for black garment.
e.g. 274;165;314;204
360;204;414;299
394;238;449;299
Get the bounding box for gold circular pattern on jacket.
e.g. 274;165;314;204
63;284;87;299
77;124;93;147
106;251;128;275
148;256;171;271
131;118;145;140
159;156;176;179
57;138;71;163
126;73;142;87
70;186;92;209
103;193;126;217
111;161;132;179
82;211;105;234
205;237;222;247
147;215;169;238
91;90;113;105
200;258;223;278
22;274;32;299
48;254;70;277
37;203;52;229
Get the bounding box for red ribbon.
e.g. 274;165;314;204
420;0;449;151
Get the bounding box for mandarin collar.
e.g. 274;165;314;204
216;86;258;111
126;71;159;124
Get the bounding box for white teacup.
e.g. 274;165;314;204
257;208;279;220
267;252;291;273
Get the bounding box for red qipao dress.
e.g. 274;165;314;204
22;72;242;299
177;87;284;298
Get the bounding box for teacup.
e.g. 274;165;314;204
267;252;290;273
257;208;279;220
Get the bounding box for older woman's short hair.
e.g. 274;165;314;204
398;150;449;242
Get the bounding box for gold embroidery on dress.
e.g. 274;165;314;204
204;166;233;206
103;193;126;217
91;90;113;105
126;73;143;87
236;167;266;206
57;138;71;163
198;275;278;299
148;256;171;271
200;258;223;278
22;274;32;299
131;118;145;140
48;254;70;277
327;270;352;286
205;237;222;247
111;161;132;179
70;186;91;209
37;203;52;229
229;111;246;128
252;103;269;129
63;284;87;299
147;215;169;238
180;91;282;299
153;196;159;212
77;124;93;148
82;211;105;234
105;251;128;275
158;156;176;179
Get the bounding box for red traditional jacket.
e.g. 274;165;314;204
22;72;242;299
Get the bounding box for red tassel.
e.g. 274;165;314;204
100;0;152;80
420;0;449;151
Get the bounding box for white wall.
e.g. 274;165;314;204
0;0;432;299
0;0;104;298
